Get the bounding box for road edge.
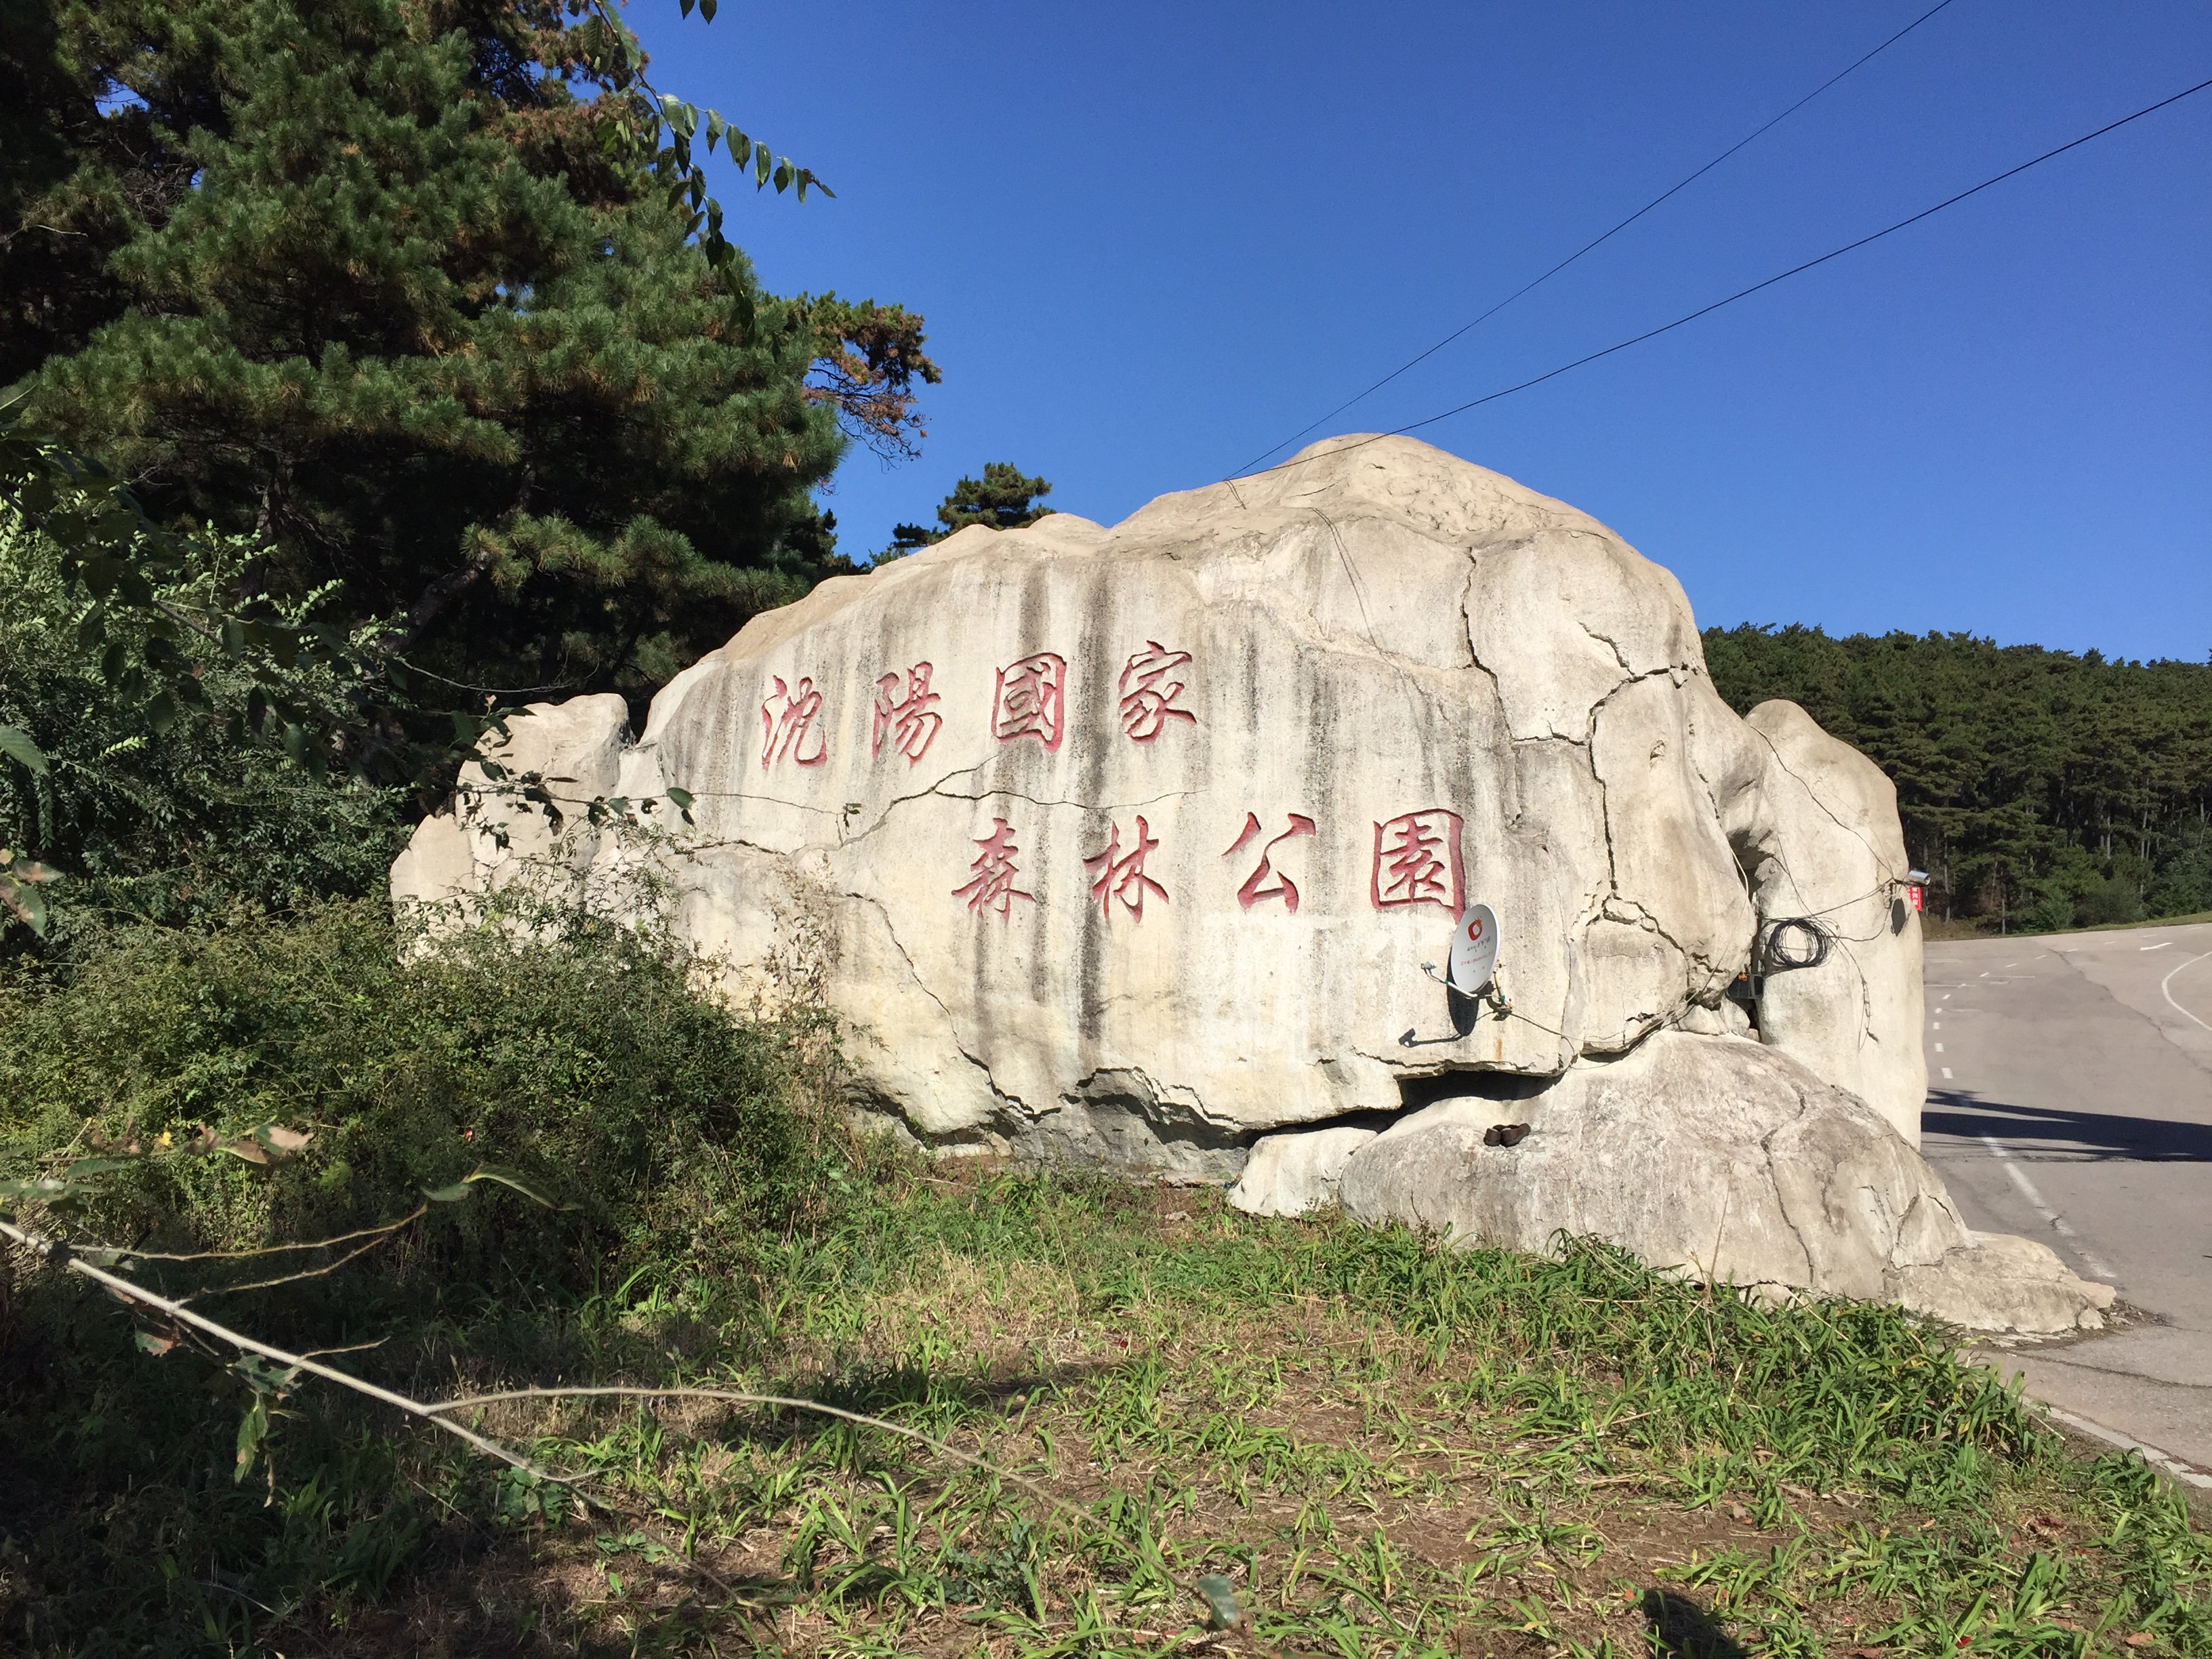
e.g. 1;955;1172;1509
2032;1399;2212;1525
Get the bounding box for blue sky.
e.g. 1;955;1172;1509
629;1;2211;662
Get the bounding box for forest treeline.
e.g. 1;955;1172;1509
1704;624;2212;932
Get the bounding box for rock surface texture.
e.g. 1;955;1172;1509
1333;1033;2108;1330
393;436;2108;1332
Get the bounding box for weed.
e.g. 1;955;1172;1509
6;1098;2208;1656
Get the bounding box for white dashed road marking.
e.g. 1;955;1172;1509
1979;1134;2121;1281
2142;941;2171;951
1941;1067;1953;1079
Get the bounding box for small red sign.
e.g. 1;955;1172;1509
1907;883;1925;914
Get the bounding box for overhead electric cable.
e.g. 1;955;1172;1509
1237;0;1963;471
1232;72;2212;485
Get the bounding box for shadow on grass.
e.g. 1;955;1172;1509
1641;1589;1748;1659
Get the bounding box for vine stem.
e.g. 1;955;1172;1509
0;1217;1067;1514
0;1214;560;1483
1;1214;1215;1629
423;1385;1078;1520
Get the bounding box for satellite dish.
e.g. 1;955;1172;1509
1446;902;1499;996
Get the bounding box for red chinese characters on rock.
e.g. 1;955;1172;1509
992;652;1066;750
871;662;943;764
1224;812;1316;912
759;674;827;771
1371;808;1465;912
1118;641;1197;742
1084;816;1168;922
954;819;1034;918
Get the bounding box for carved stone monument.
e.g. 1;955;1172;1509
392;436;2110;1332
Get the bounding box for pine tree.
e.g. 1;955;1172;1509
3;0;931;705
1703;623;2212;929
882;461;1053;559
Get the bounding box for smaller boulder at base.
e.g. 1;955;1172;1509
1892;1231;2116;1334
1228;1126;1378;1216
1322;1031;2110;1334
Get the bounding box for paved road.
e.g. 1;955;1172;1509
1921;922;2212;1477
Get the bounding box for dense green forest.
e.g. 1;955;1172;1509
1704;624;2212;932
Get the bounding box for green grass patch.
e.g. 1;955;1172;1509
1;907;2206;1657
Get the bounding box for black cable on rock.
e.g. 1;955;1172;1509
1757;916;1835;975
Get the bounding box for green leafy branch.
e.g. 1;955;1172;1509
1;1120;314;1218
1;1136;562;1482
0;1135;1221;1627
0;401;383;778
0;721;58;932
0;1180;1118;1603
572;0;831;295
0;411;670;931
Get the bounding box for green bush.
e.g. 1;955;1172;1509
0;506;407;930
2072;872;2147;929
0;895;838;1654
0;897;836;1309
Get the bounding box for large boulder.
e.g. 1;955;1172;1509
391;435;2101;1328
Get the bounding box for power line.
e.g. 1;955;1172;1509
1236;0;1963;472
1231;73;2212;486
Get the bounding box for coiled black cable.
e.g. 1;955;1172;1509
1757;916;1834;976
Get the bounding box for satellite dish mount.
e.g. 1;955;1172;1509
1400;902;1511;1048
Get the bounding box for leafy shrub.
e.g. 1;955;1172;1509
0;895;838;1654
2072;872;2147;929
0;897;836;1313
0;506;407;930
2022;890;2077;934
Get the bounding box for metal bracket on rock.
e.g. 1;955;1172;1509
1398;963;1512;1048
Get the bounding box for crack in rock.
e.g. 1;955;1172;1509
836;886;1032;1125
1578;619;1633;674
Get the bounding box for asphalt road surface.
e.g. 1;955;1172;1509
1921;920;2212;1479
